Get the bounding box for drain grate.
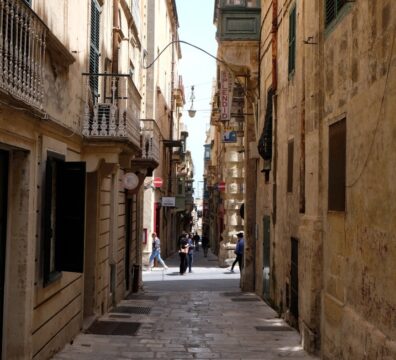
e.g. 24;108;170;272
86;321;140;335
255;325;294;332
109;314;131;319
111;306;151;315
231;298;260;302
222;292;244;297
126;294;159;301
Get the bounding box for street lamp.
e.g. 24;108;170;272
188;85;196;118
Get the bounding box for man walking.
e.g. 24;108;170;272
148;232;168;270
230;232;244;273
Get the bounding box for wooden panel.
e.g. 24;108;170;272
32;313;80;360
35;273;81;307
33;278;82;332
32;295;82;356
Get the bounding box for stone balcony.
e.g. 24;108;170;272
82;75;141;149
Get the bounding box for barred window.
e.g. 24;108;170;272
325;0;347;27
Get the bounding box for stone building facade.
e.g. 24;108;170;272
0;0;161;358
254;0;396;358
207;0;396;358
141;0;190;264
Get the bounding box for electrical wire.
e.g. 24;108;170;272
346;25;396;188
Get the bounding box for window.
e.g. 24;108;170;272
288;5;296;76
89;0;101;99
204;145;211;160
287;140;294;193
42;153;86;286
328;119;346;211
325;0;347;27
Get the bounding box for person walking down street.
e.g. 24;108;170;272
187;234;195;273
230;232;244;273
201;235;209;257
193;233;200;251
179;235;189;275
149;233;168;270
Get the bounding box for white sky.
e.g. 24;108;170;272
175;0;217;198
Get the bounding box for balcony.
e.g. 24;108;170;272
82;75;141;149
173;75;185;107
140;119;160;164
128;118;161;176
215;0;261;41
0;0;47;109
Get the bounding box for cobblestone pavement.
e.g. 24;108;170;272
53;249;317;360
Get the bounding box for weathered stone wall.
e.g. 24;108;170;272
321;1;396;358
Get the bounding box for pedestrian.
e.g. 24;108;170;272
179;235;189;275
187;234;195;272
230;232;244;273
148;232;168;270
201;235;209;257
193;233;200;251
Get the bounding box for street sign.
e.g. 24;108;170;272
218;181;226;191
161;197;175;207
153;177;163;188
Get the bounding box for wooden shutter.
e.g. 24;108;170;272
55;162;86;273
288;6;296;75
328;119;346;211
90;0;101;98
43;159;54;282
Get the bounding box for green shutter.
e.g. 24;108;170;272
288;5;296;76
90;0;100;98
55;162;86;273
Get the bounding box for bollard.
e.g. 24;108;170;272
132;264;140;293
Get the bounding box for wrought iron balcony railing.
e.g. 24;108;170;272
0;0;46;108
82;74;141;148
140;119;160;164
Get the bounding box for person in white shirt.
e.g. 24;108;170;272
148;232;168;270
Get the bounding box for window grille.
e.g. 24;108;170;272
325;0;347;27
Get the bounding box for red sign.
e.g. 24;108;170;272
218;181;226;191
153;177;163;188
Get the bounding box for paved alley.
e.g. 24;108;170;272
53;250;317;360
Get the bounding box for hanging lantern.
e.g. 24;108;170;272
188;85;196;118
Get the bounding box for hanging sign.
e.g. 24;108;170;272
161;197;176;207
220;70;233;121
222;130;237;143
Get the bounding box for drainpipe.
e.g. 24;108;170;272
112;0;119;75
300;0;306;213
271;0;278;92
271;0;278;225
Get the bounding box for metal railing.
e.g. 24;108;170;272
0;0;46;108
140;119;160;164
82;75;140;148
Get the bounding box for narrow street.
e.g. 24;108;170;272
53;250;316;360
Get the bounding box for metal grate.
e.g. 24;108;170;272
221;292;244;297
231;298;260;302
111;306;151;315
126;294;159;301
109;314;131;319
86;321;140;336
255;325;294;332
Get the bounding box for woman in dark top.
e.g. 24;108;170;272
179;236;189;275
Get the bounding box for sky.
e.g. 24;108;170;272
175;0;217;199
